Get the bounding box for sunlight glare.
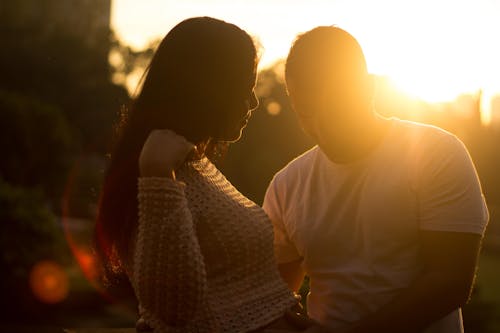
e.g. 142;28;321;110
112;0;500;111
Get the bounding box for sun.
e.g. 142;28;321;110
371;37;491;104
387;68;477;104
111;0;500;123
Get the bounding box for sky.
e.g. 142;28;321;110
111;0;500;120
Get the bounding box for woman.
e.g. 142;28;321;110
95;17;309;332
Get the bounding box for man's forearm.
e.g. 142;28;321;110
345;272;470;333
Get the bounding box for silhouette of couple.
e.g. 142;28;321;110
95;17;488;333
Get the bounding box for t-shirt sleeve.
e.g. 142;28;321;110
417;133;489;235
263;175;302;264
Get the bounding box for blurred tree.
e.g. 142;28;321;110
0;19;129;155
0;90;72;204
0;179;71;318
109;34;159;84
0;4;138;322
463;287;500;333
0;2;135;215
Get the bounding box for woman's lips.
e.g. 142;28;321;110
243;111;252;122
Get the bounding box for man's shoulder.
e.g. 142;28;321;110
391;117;460;147
389;118;471;174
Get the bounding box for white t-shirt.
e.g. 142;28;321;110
263;118;489;333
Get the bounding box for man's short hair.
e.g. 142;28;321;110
285;26;368;85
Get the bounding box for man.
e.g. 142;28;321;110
263;26;489;333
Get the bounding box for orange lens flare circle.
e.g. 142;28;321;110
29;260;69;304
61;154;115;303
61;157;102;290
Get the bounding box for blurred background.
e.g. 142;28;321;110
0;0;499;332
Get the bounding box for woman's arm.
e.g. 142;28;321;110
132;176;210;330
132;129;212;331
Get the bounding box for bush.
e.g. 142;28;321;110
0;179;71;315
0;90;73;204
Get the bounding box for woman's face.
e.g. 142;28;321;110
221;72;259;142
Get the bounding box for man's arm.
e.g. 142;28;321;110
263;174;307;292
303;134;487;333
342;230;482;333
334;134;485;333
279;259;306;292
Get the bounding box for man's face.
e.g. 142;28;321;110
287;70;370;144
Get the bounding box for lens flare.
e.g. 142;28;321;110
267;101;282;116
61;157;105;294
60;154;128;306
29;260;69;304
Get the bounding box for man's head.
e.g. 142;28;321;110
285;26;374;145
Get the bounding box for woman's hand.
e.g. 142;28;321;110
136;317;153;332
139;129;195;178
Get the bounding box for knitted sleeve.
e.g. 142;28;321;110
132;177;211;331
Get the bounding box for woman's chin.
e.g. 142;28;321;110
223;126;246;143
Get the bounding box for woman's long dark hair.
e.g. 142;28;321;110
94;17;257;291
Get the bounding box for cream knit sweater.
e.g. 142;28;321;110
130;157;297;333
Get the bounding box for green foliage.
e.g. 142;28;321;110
0;90;73;200
0;2;134;322
0;179;71;310
0;179;69;273
463;297;500;333
462;252;500;332
0;12;130;211
109;33;159;77
63;154;107;218
0;24;129;154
